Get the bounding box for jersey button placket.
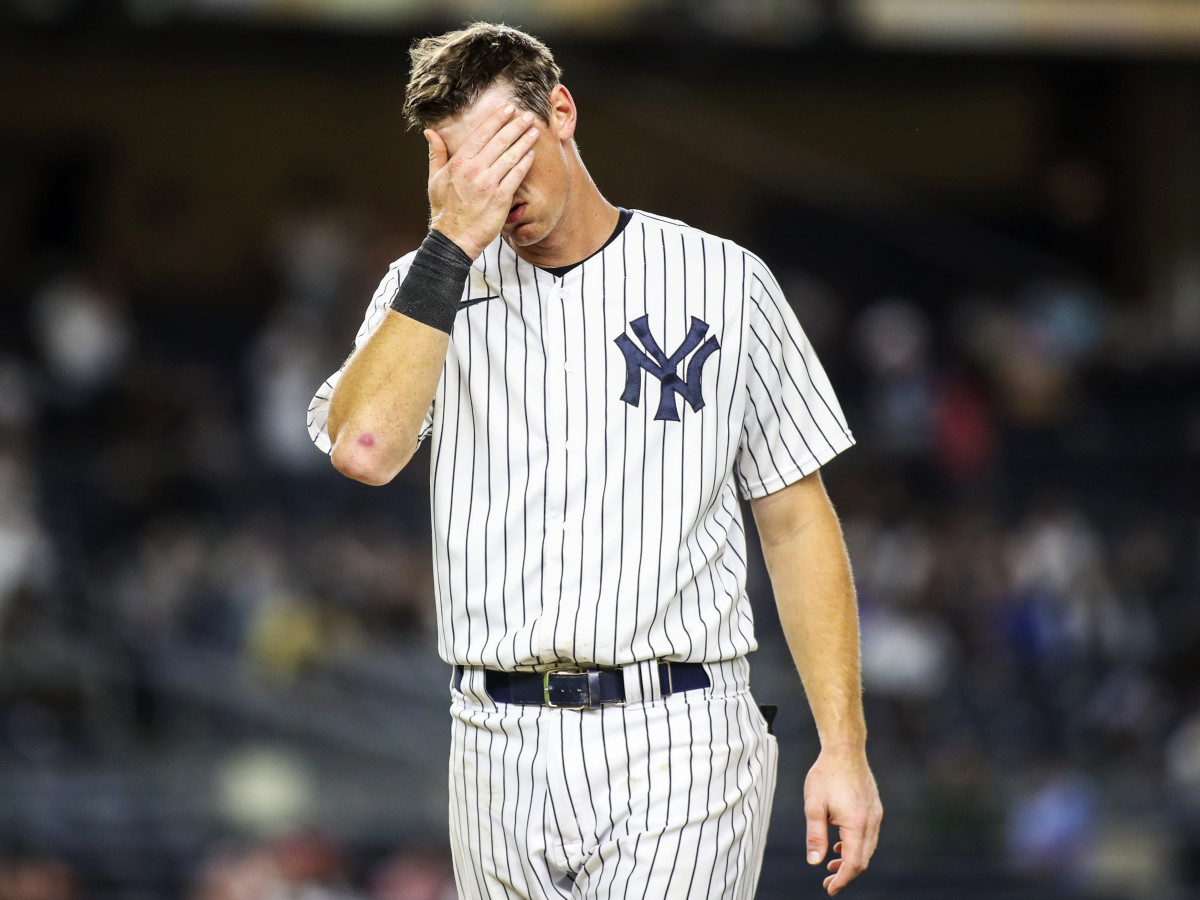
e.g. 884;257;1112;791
535;273;570;659
556;275;589;661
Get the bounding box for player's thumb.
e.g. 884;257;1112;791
805;801;829;865
425;129;448;174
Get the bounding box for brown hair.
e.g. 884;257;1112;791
403;23;562;131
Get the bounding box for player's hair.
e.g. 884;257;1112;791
403;23;562;131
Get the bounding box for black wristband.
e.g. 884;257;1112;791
388;230;473;334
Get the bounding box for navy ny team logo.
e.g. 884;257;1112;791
613;315;720;421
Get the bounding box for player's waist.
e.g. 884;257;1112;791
451;656;751;708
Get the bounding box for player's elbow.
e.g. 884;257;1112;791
329;433;414;486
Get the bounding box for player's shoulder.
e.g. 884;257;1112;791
628;210;768;270
629;209;736;246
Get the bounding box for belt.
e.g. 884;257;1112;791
454;661;711;710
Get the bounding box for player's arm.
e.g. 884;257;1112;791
750;470;882;896
327;104;539;485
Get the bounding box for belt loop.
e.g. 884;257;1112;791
621;660;658;704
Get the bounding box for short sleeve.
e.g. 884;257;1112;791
734;256;855;499
307;255;433;455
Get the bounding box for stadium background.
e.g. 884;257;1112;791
2;0;1200;897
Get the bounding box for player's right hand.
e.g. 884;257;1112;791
426;104;539;260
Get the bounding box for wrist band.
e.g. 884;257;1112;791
388;230;473;334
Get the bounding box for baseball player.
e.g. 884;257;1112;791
308;22;881;899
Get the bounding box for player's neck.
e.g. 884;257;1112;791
510;163;618;270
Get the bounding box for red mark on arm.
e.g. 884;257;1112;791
356;433;376;448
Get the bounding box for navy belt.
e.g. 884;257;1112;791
454;661;710;710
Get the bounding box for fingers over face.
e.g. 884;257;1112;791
477;111;538;169
461;102;519;158
425;130;449;175
497;146;537;196
493;124;539;185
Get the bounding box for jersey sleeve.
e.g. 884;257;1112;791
307;255;433;455
734;255;855;499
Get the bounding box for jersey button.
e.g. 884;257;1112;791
564;361;576;373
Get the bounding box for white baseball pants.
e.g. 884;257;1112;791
447;657;779;899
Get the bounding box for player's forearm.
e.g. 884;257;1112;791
328;312;449;485
753;475;866;750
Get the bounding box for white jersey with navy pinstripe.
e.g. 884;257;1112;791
308;209;854;671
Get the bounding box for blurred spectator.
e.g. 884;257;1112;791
860;604;957;701
932;369;995;486
369;847;456;900
111;518;220;647
1006;497;1124;668
1168;700;1200;883
271;828;360;900
268;183;355;326
248;315;336;478
0;856;75;900
853;297;936;458
1006;760;1099;886
190;845;286;900
918;740;1003;860
0;357;37;431
190;830;362;900
29;268;134;407
0;437;53;639
247;589;329;681
1168;703;1200;808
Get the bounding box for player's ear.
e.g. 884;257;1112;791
548;84;577;142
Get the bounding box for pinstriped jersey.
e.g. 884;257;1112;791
308;210;854;670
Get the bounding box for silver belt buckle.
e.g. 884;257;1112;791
543;666;589;710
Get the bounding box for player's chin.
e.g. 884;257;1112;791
503;218;543;246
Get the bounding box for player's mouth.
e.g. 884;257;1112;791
506;202;527;225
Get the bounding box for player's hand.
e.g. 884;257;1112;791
425;104;540;260
803;744;883;896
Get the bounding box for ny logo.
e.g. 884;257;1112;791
613;315;720;421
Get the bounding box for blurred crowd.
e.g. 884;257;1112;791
1;179;1199;897
1;830;457;900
